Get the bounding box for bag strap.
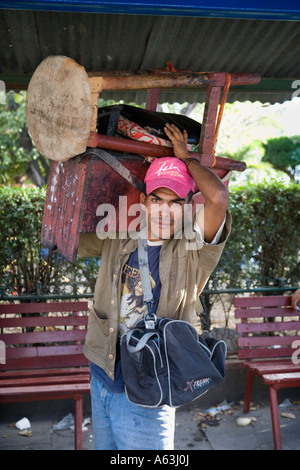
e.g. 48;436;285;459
126;329;159;353
138;235;157;329
83;147;145;192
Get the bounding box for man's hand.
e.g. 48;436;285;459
164;123;190;161
164;124;229;243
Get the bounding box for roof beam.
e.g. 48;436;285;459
1;0;300;21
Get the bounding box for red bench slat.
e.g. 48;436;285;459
262;372;300;385
235;306;297;319
0;383;91;402
0;315;89;328
237;320;300;334
0;302;89;315
234;295;292;308
234;295;300;450
1;329;87;346
0;301;91;450
0;374;90;387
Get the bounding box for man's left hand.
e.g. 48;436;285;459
164;123;190;161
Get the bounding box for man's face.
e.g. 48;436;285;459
140;187;191;241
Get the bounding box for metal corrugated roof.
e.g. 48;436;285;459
1;9;300;103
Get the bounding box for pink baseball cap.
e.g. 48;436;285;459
144;157;195;198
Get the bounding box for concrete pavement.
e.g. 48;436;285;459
0;398;299;451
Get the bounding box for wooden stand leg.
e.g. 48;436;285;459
268;385;282;450
198;85;222;155
74;395;83;450
244;370;254;413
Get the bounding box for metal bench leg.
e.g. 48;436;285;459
74;395;83;450
268;385;282;450
244;369;254;413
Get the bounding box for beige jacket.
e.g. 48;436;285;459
78;212;231;379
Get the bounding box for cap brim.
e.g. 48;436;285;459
146;179;192;199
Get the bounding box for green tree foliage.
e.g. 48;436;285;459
262;136;300;182
0;92;50;187
210;179;300;288
0;185;99;296
0;183;299;297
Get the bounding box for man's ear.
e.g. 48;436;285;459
140;192;147;205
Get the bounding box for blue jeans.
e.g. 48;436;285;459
90;375;175;450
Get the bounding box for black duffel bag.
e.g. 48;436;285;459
120;234;227;408
121;317;227;408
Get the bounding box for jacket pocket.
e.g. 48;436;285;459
85;306;110;359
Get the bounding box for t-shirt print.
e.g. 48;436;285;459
119;243;162;335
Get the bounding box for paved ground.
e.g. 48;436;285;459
0;397;299;451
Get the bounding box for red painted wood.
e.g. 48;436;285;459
198;85;221;156
1;355;89;371
0;383;90;401
74;396;83;450
41;156;90;261
146;88;160;111
89;132;246;171
234;295;292;308
1;329;87;346
0;375;90;387
238;335;298;348
237;320;300;334
268;385;282;450
0;301;89;315
235;306;296;319
78;153;149;235
238;347;295;359
0;315;89;328
0;367;89;379
262;372;300;385
0;301;90;450
5;345;84;360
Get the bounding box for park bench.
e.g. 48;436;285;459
0;301;90;450
234;295;300;450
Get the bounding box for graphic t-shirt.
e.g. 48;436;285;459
119;240;162;335
90;240;163;392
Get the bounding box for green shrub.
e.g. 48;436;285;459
211;179;300;288
0;185;99;296
0;181;299;297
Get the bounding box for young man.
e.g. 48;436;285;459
78;123;231;450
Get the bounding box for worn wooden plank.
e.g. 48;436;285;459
236;320;300;334
198;85;221;156
0;383;90;402
262;372;300;385
246;362;300;374
238;347;295;359
41;157;90;261
238;335;299;348
0;301;89;315
0;367;89;379
5;345;84;360
0;355;89;371
234;295;292;308
26;56;94;162
1;329;87;346
235;306;296;319
0;315;88;328
0;374;90;387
